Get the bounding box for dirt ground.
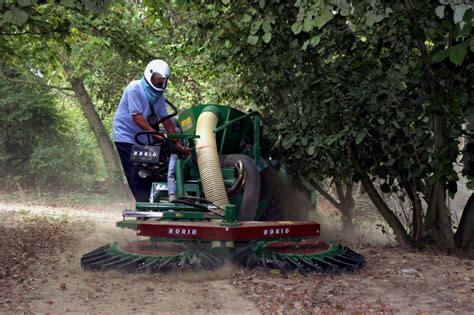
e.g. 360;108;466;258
0;196;473;314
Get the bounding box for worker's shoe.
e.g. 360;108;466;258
168;194;177;202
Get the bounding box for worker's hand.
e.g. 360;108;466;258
174;141;191;156
152;133;166;143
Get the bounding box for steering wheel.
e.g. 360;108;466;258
134;131;167;146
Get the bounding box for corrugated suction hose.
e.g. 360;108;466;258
195;109;229;209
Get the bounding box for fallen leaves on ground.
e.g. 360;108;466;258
0;212;76;313
0;208;473;314
231;247;474;314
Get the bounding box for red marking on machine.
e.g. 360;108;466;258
137;221;320;241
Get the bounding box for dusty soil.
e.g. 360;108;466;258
0;197;473;314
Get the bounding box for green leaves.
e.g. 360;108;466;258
262;32;271;44
61;0;76;8
262;15;273;44
241;14;252;24
0;65;100;190
355;131;366;145
301;35;320;51
2;0;112;28
432;49;450;63
282;134;297;149
449;44;467;65
435;5;445;19
17;0;32;7
314;9;333;29
250;19;262;34
128;1;473;237
453;4;470;25
365;9;384;26
245;14;274;44
292;3;333;35
432;42;469;66
303;16;313;32
3;6;29;25
337;0;351;17
247;35;259;45
291;22;302;35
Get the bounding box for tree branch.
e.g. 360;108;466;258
349;143;413;248
307;179;342;210
0;75;74;94
403;0;438;93
1;30;52;36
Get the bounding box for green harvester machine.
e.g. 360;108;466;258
81;104;365;274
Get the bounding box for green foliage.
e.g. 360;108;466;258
1;1;232;193
1;0;109;27
0;65;101;191
164;0;473;248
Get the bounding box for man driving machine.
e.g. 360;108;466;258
112;59;185;202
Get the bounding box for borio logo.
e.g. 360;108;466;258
168;228;198;236
263;228;290;236
133;151;157;157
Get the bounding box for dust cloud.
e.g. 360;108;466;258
311;197;395;247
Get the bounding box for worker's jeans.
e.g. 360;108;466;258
167;153;177;196
115;142;152;202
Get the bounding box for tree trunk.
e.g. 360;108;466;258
349;144;413;248
334;178;355;232
454;194;474;251
424;183;455;250
424;114;455;250
402;180;423;244
403;0;455;251
63;65;124;189
69;77;124;187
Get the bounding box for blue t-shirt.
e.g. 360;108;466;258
112;79;168;144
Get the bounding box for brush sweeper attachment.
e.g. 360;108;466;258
81;104;365;274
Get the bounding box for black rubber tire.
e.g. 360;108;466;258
259;168;284;221
220;154;261;221
258;167;311;221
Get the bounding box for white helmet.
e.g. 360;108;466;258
144;59;170;92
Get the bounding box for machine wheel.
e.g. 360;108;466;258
220;154;260;221
258;168;284;221
233;240;365;274
259;189;283;221
81;240;224;273
258;167;311;221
